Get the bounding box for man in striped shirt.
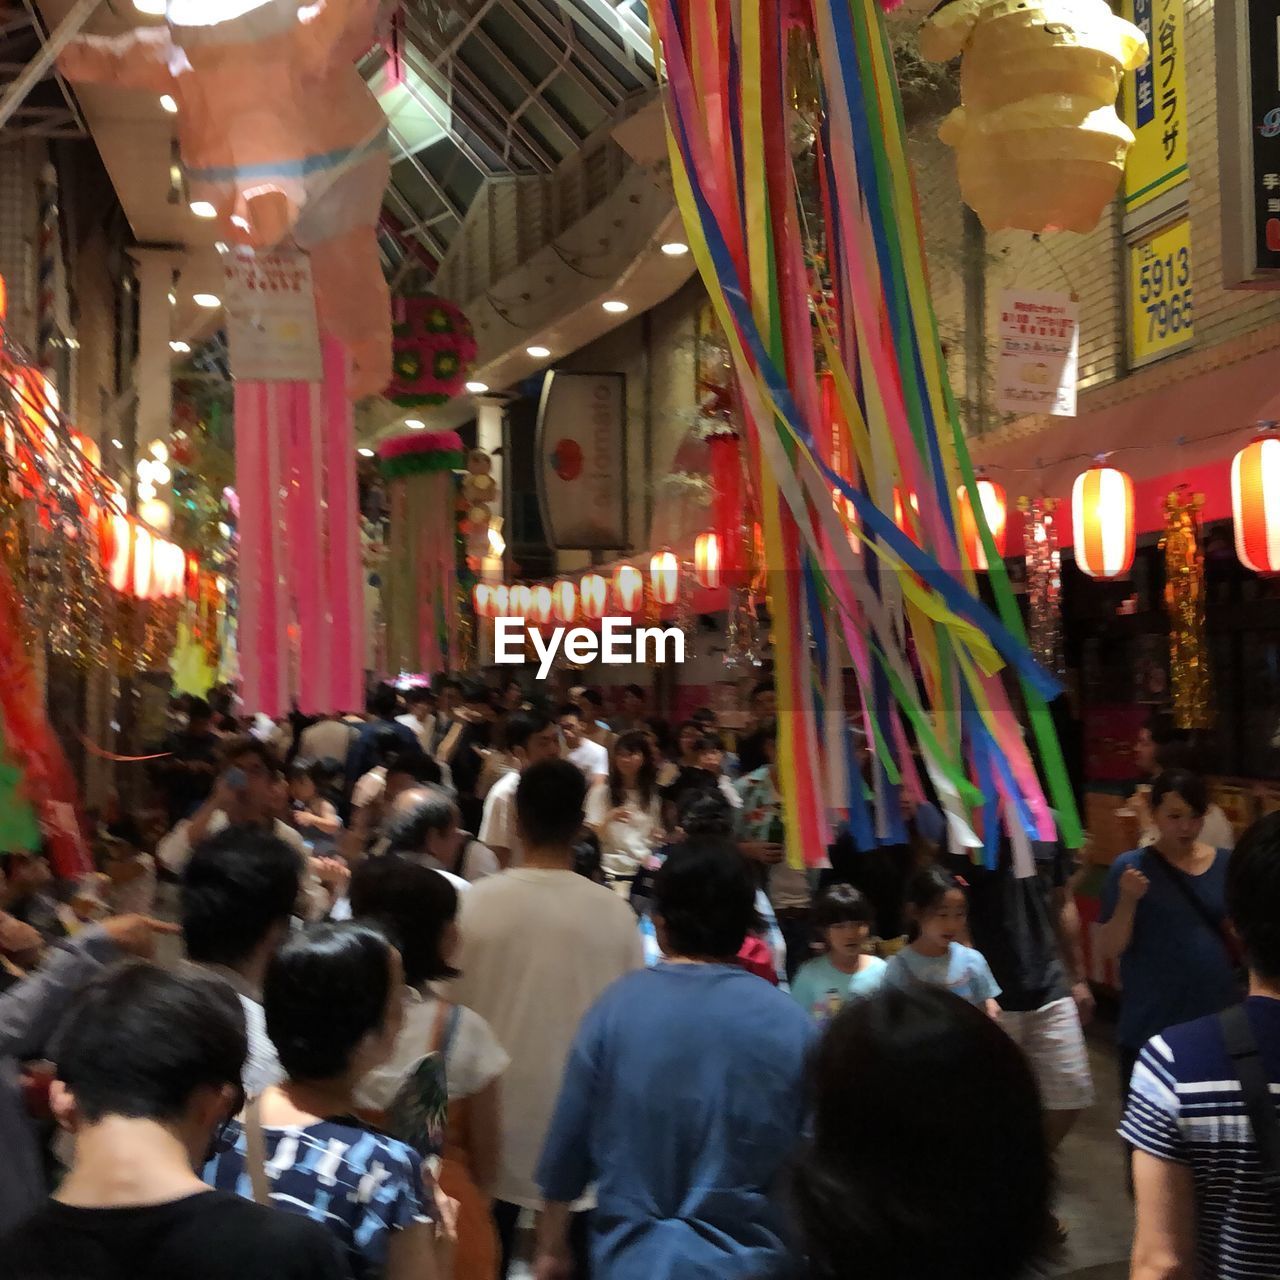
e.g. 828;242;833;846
1122;812;1280;1280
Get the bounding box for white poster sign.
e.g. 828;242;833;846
995;289;1079;417
222;247;323;382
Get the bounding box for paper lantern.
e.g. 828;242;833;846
132;525;154;601
918;0;1148;234
551;579;577;623
530;584;553;625
649;549;680;605
695;531;723;589
580;573;607;620
1232;434;1280;574
107;513;132;593
472;583;494;618
492;584;510;617
613;563;643;612
386;295;478;406
956;478;1008;571
1072;465;1135;579
509;584;532;618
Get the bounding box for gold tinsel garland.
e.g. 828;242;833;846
1161;489;1211;730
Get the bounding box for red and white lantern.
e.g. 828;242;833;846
529;584;553;625
956;477;1008;571
551;579;577;623
580;573;607;620
1071;465;1135;580
613;563;643;612
1232;433;1280;574
649;549;679;605
694;531;722;589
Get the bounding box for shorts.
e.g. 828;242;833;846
999;996;1095;1112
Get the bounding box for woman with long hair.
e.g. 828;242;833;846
585;730;665;890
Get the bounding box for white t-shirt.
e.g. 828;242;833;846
396;712;433;753
584;781;663;874
445;868;643;1208
358;987;510;1108
478;770;521;866
566;737;609;782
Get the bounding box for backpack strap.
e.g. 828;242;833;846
1145;850;1243;968
243;1095;273;1208
1218;1005;1280;1218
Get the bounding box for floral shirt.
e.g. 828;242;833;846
733;767;814;910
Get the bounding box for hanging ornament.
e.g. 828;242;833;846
509;584;532;620
461;448;497;565
956;477;1008;571
551;578;577;623
1231;427;1280;574
1161;489;1211;730
613;563;643;612
386;295;478;407
472;582;494;618
1021;497;1064;678
649;549;680;605
580;573;607;620
695;530;723;588
529;584;553;626
1072;464;1134;579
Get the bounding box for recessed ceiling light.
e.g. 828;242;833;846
193;293;221;308
160;94;178;113
602;299;629;313
168;290;177;306
661;241;689;256
169;340;191;353
526;345;551;358
111;438;124;449
189;201;217;219
406;419;425;430
357;447;375;458
465;380;489;393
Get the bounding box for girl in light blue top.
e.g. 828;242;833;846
790;884;886;1025
885;866;1001;1017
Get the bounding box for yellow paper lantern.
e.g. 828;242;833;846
919;0;1148;234
1071;465;1135;579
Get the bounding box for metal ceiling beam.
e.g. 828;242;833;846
468;26;581;151
522;0;636;104
394;45;495;179
550;0;654;68
502;0;618;112
447;49;559;169
385;183;449;257
0;0;98;132
387;119;465;222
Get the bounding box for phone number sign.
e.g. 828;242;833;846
1128;215;1194;365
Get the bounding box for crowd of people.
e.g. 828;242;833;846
0;674;1278;1280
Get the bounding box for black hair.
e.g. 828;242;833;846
1227;812;1280;981
264;922;395;1083
287;758;325;786
187;696;213;723
557;703;584;722
654;839;755;959
405;685;436;708
751;679;775;701
581;688;604;709
694;733;724;754
623;683;646;701
1150;767;1209;819
349;855;460;986
690;706;716;725
384;747;441;787
755;717;778;745
54;962;246;1124
609;730;657;807
368;724;407;769
369;682;400;720
181;827;301;967
221;734;280;774
678;788;735;838
795;984;1051;1280
501;676;523;694
383;785;455;857
644;717;674;757
905;864;965;925
436;675;461;693
815;883;876;931
506;709;553;754
460;679;490;706
516;759;586;848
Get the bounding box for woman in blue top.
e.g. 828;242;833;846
534;838;816;1280
1098;769;1240;1100
205;922;438;1280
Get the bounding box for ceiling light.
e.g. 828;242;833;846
134;0;166;13
160;94;178;113
193;293;221;309
661;241;690;256
465;380;489;393
110;438;124;450
168;291;177;306
357;447;375;458
602;299;629;313
526;345;551;359
406;419;425;430
169;340;191;353
189;201;217;219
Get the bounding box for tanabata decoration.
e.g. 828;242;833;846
460;448;498;564
60;0;392;398
1162;489;1211;731
387;296;478;407
918;0;1148;234
379;430;465;675
1022;497;1064;678
651;0;1081;868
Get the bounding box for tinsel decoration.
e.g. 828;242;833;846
1021;497;1064;678
1162;489;1211;730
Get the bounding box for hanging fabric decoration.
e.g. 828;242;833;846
386;296;478;407
1162;489;1211;731
1022;497;1064;678
234;339;364;717
651;0;1081;861
379;430;465;676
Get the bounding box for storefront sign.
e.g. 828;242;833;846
222;247;323;382
1216;0;1280;286
535;371;627;549
994;289;1079;416
1121;0;1188;212
1127;216;1194;364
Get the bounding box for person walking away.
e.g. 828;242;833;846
1123;810;1280;1279
1098;768;1241;1108
534;840;814;1280
1;963;347;1280
353;857;509;1280
790;884;886;1025
884;866;1001;1016
344;684;420;801
448;760;642;1277
205;922;438;1280
794;984;1053;1280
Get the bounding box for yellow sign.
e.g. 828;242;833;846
1121;0;1189;211
1128;216;1194;364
